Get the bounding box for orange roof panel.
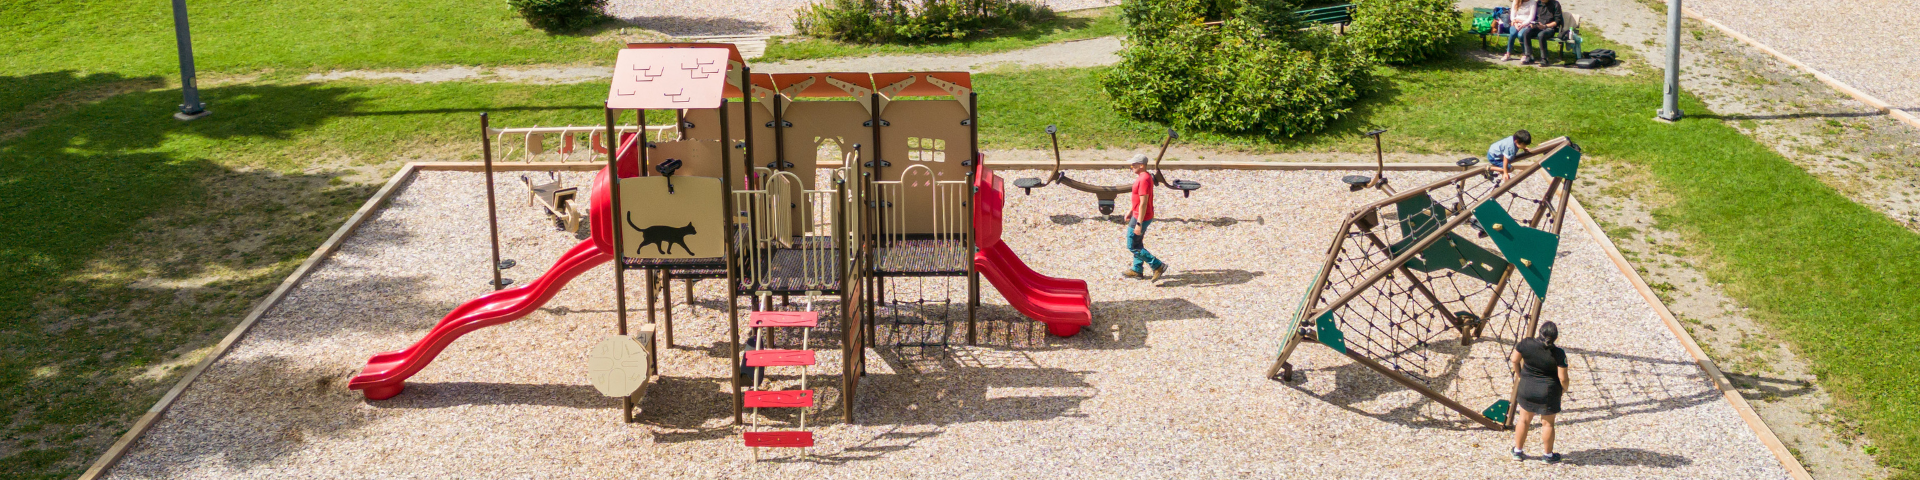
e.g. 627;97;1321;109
872;72;972;98
770;72;875;98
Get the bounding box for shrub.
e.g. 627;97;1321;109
794;0;1055;44
1104;0;1373;138
508;0;609;33
1347;0;1460;64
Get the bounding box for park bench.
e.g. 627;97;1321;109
1469;8;1585;63
1296;4;1356;32
1199;4;1353;32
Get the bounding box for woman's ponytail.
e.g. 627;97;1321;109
1539;321;1559;348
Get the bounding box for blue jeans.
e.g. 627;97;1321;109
1506;27;1535;55
1125;219;1165;273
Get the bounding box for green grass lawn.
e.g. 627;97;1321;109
758;7;1123;62
0;0;635;120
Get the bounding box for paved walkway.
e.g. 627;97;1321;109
607;0;1121;36
1686;0;1920;110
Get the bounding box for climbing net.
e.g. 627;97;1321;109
1281;144;1580;422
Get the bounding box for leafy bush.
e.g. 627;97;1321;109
508;0;609;33
794;0;1055;44
1348;0;1460;64
1103;0;1373;138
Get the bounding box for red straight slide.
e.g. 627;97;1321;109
972;161;1093;337
349;166;628;400
348;239;611;399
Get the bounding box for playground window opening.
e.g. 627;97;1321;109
907;137;946;163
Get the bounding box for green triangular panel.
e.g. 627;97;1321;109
1387;194;1510;284
1402;232;1512;284
1315;311;1346;354
1541;143;1582;181
1482;399;1511;423
1475;201;1561;299
1389;194;1446;255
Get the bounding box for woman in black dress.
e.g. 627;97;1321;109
1510;321;1569;462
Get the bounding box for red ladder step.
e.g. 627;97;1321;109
743;390;814;408
743;431;814;448
748;311;818;328
745;349;816;367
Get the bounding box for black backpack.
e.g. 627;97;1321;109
1577;49;1617;69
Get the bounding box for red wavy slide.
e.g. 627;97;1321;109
972;162;1093;337
350;166;626;400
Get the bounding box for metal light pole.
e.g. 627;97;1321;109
1656;0;1684;122
171;0;209;120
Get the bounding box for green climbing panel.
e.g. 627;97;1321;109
1388;194;1510;284
1482;399;1511;424
1475;201;1561;299
1541;143;1582;181
1315;311;1346;354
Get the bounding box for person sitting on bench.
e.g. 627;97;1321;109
1522;0;1564;65
1487;129;1533;184
1503;0;1537;62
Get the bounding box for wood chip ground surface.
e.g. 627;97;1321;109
103;169;1788;479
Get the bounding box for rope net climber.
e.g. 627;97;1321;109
1270;137;1583;428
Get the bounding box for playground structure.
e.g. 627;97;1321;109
345;43;1093;452
1010;125;1202;215
1266;137;1583;430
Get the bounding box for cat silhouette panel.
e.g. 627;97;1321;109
617;176;725;260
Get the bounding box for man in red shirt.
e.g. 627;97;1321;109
1123;154;1169;280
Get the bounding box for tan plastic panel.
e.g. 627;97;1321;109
617;175;727;259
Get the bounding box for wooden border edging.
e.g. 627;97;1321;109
1570;197;1813;480
78;164;424;480
411;161;1470;172
1681;8;1920;131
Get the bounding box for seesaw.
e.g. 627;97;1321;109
1012;125;1202;215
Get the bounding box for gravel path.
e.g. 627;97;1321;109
103;168;1786;479
608;0;1121;36
756;36;1122;73
1685;0;1920;110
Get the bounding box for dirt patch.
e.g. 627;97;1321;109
0;78;165;142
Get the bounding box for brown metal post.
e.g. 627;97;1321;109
661;270;674;347
1340;346;1505;429
772;89;786;170
1502;177;1577;427
605;105;633;422
1266;210;1359;377
1474;177;1564;330
721;94;743;425
607;105;629;336
741;66;755;187
481;113;505;291
965;91;979;345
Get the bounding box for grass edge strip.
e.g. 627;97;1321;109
1570;196;1813;480
75;164;423;480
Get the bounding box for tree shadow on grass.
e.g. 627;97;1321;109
0;80;376;477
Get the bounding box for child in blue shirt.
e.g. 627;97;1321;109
1486;130;1532;184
